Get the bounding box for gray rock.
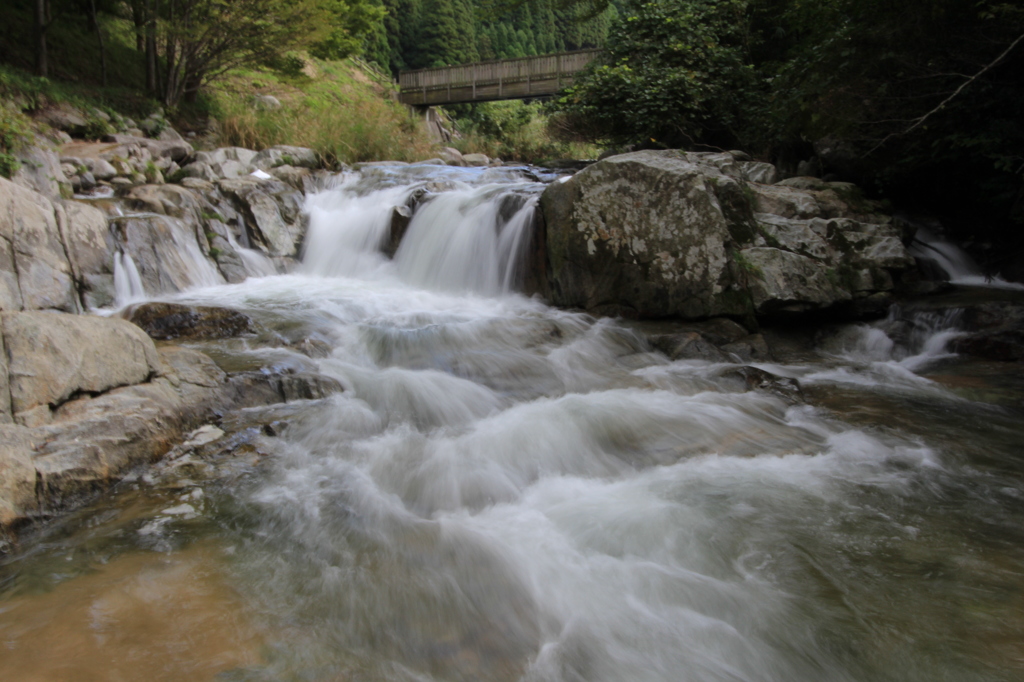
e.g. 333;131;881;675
0;178;77;312
12;145;70;201
252;145;318;170
739;247;850;315
536;150;752;319
177;161;219;182
463;153;490;167
439;147;465;166
2;311;162;418
649;332;729;362
217;177;301;256
269;165;312;191
741;161;779;185
253;95;282;110
87;158;118;181
62;202;113;305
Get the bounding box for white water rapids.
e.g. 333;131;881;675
3;164;1023;682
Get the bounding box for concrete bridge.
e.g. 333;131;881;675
398;49;602;106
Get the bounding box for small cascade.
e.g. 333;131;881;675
225;231;277;279
818;306;964;380
113;251;146;306
301;177;414;279
910;225;1024;290
114;213;226;297
394;187;538;296
299;166;543;295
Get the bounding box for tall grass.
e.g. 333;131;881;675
215;90;437;164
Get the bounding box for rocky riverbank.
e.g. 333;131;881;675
1;135;1018;550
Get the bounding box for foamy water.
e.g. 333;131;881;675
3;164;1023;682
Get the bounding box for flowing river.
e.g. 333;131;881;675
1;165;1023;682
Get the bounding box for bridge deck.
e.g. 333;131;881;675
398;49;601;106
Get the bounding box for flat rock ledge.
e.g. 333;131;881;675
0;310;341;552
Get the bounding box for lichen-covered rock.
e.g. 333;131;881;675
537;150;752;319
2;311;162;421
534;149;914;322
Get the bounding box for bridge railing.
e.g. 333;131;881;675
398;49;603;92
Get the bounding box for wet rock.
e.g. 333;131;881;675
953;330;1024;362
2;311;161;419
0;425;41;528
217;177;302;256
719;366;802;402
649;332;729;362
720;333;772;362
126;302;258;340
386;204;413;258
740;247;850;315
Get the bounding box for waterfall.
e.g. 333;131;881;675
394;187;537;296
300;168;542;295
113;251;145;307
910;225;1024;290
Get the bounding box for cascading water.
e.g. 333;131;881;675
2;163;1024;682
112;251;146;306
910;224;1024;290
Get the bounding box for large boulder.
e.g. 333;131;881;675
536;150;752;319
2;311;162;424
0;177;77;312
533;150;915;321
62;201;115;309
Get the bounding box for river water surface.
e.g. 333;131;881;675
2;165;1023;682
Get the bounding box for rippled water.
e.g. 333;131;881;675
2;166;1023;682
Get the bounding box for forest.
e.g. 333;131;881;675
1;0;1022;273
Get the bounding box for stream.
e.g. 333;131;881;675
1;164;1023;682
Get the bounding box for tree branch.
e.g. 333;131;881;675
866;31;1024;156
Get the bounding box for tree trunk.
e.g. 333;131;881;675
35;0;48;77
90;0;108;87
146;0;158;93
132;0;145;53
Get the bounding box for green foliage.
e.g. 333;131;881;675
309;0;388;61
553;0;761;148
451;100;599;162
0;104;32;178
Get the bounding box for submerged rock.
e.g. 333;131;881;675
125;302;258;340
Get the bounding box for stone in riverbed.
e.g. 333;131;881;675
536;150;751;319
125;302;258;340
